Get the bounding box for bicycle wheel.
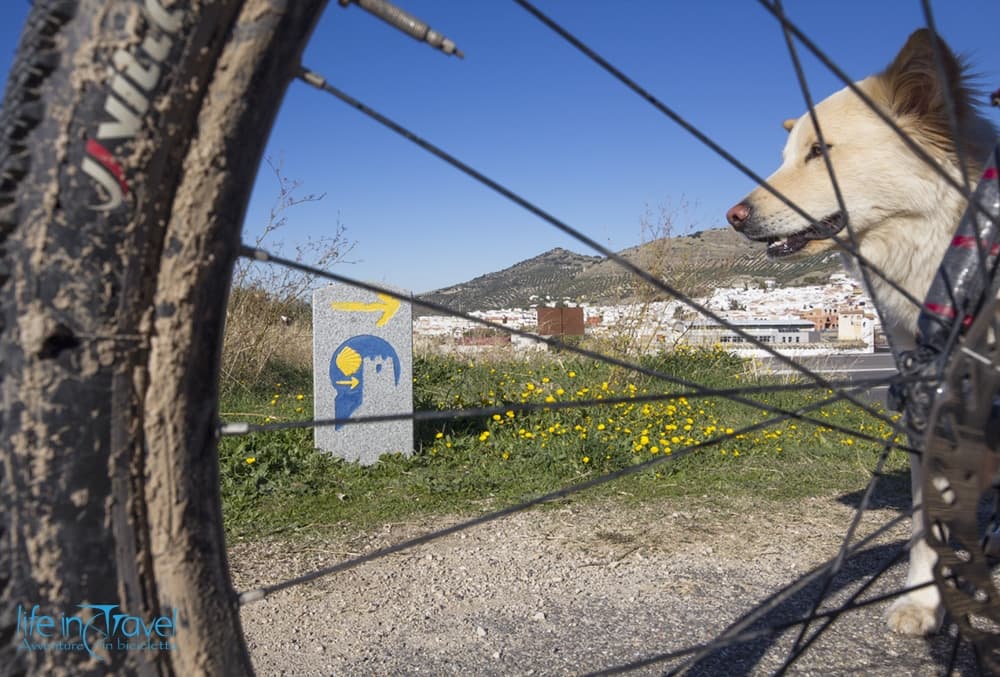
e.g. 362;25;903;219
1;0;997;675
0;1;326;674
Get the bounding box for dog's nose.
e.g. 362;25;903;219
726;202;752;231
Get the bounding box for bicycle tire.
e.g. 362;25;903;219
0;1;326;674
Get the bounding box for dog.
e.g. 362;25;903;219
726;29;997;636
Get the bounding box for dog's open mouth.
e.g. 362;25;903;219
757;211;847;258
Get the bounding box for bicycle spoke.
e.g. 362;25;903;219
780;436;898;665
774;547;909;675
589;515;921;674
511;0;925;316
681;560;914;676
944;623;963;677
773;0;904;361
668;503;917;673
237;373;908;606
301;6;945;440
265;64;916;427
919;2;994;298
771;3;914;662
243;244;912;435
682;504;912;675
756;0;996;233
223;371;923;458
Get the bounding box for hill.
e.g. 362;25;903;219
417;228;841;313
419;247;603;313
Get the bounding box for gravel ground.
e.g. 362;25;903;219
232;495;979;676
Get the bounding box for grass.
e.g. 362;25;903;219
217;347;910;540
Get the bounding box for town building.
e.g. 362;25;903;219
683;318;818;347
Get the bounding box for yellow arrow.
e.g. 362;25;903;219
330;292;401;327
335;377;359;389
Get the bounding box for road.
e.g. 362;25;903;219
756;351;898;407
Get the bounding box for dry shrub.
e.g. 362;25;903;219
222;288;313;388
221;157;354;392
605;197;699;360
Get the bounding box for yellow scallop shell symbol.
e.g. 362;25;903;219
336;346;362;376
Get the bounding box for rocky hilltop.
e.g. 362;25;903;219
417;228;841;314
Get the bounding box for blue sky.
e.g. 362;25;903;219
3;2;1000;293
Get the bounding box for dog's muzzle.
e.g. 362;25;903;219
726;202;847;258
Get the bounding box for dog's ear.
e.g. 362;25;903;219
880;28;971;121
782;118;797;132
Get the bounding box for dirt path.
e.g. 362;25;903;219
231;496;977;675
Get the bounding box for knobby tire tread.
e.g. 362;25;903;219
0;1;327;674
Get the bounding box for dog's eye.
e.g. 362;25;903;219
805;142;831;162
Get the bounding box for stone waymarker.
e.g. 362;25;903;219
313;284;413;465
